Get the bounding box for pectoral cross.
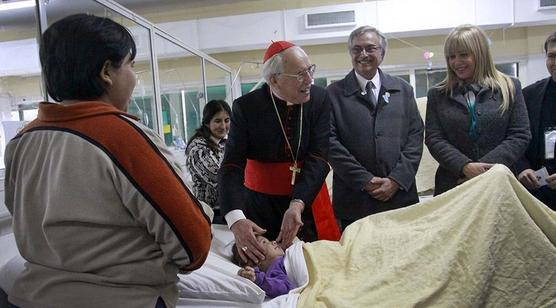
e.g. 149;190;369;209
289;163;301;186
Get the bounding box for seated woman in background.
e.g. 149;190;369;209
425;24;531;195
186;99;231;223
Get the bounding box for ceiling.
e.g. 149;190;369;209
0;0;243;30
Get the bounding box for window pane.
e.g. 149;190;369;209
125;20;157;131
0;3;41;171
495;63;518;77
415;69;447;98
241;82;263;95
155;34;203;148
396;75;410;83
205;60;233;103
314;77;327;88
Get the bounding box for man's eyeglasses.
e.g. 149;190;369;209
279;64;316;81
350;45;382;55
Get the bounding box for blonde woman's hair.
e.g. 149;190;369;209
436;24;515;113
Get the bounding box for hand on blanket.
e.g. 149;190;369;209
238;266;256;282
367;177;399;201
461;162;494;182
231;219;266;264
547;173;556;190
518;169;541;190
277;201;304;249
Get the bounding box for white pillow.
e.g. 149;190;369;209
178;252;265;304
209;224;235;259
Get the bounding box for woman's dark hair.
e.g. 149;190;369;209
39;14;137;102
187;99;231;153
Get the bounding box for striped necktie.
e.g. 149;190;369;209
365;81;376;106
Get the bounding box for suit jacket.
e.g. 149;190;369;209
425;78;531;195
219;84;331;216
515;77;551;173
328;69;423;220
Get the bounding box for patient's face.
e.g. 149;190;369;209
257;236;284;259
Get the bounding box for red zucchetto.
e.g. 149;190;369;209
263;41;296;63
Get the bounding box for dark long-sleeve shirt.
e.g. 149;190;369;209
219;84;331;216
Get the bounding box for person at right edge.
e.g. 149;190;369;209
516;32;556;210
328;26;424;231
425;24;531;196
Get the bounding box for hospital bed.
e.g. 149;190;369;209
1;165;555;307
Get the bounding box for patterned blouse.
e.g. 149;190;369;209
186;137;225;209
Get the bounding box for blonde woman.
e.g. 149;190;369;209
425;24;531;195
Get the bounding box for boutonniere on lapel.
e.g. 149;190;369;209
382;92;390;104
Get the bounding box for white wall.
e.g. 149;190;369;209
0;38;40;77
3;0;556;77
525;54;549;87
515;0;556;25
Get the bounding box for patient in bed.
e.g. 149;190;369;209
231;235;293;298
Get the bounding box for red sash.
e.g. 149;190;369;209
244;159;341;241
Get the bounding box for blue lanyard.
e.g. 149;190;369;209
465;91;478;140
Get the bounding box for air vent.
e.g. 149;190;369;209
304;10;356;29
539;0;556;10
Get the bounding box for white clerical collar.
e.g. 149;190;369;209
354;70;381;94
270;89;295;106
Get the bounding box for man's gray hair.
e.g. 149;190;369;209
348;26;388;57
262;46;305;82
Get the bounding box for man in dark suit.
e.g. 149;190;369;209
219;41;338;265
328;26;424;230
516;32;556;210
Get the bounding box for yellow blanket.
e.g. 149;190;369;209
299;165;556;307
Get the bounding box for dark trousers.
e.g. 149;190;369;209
340;218;357;232
532;186;556;211
212;208;226;225
244;190;317;242
155;297;166;308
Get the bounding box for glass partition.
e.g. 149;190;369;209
0;0;234;222
44;0;158;130
205;60;233;104
0;4;41;169
155;34;204;148
415;69;447;98
124;22;157;131
0;0;234;152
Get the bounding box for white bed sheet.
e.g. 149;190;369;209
176;224;307;308
0;225;307;308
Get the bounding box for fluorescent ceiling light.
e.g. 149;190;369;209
0;0;36;12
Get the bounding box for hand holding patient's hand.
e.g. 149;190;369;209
238;266;256;282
